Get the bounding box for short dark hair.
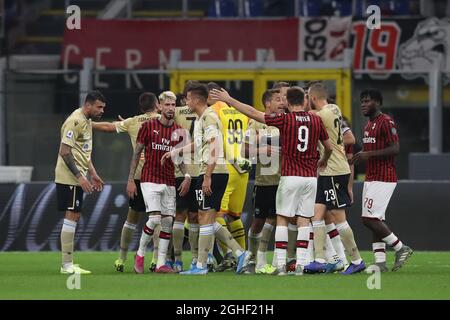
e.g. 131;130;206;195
85;90;106;104
183;80;197;95
360;88;383;105
139;92;158;112
286;86;305;106
186;81;209;102
207;82;222;91
176;93;185;107
272;81;290;89
262;89;280;107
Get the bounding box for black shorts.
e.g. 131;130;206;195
315;174;352;210
253;185;278;219
195;174;229;212
175;176;199;212
129;179;146;212
56;183;84;212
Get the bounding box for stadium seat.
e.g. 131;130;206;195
208;0;237;17
297;0;321;16
243;0;263;17
363;0;411;16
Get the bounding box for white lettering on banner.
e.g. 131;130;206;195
300;17;351;61
95;48;111;88
194;49;210;61
63;44;80;84
226;49;244;90
66;5;81;30
125;49;143;90
159;49;175;90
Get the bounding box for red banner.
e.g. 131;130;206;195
62;18;300;69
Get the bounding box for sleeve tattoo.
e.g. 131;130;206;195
59;144;81;178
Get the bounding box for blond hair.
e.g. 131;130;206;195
158;90;177;103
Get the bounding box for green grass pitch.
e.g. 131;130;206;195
1;251;450;300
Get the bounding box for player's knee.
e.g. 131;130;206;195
127;208;139;224
361;217;374;228
251;218;265;233
160;215;173;233
65;211;81;222
188;212;198;224
175;210;187;222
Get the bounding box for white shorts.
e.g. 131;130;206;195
361;181;397;220
140;182;176;216
276;176;317;218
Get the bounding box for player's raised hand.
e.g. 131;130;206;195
126;180;138;199
78;175;94;194
91;174;105;192
178;176;191;197
209;88;230;103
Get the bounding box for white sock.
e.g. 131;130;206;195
382;233;403;252
296;227;310;267
157;230;171;268
326;223;348;265
256;251;267;269
248;229;262;258
307;225;314;263
325;234;339;263
137;215;161;257
287;223;298;261
272;250;277;267
373;242;387;263
312;220;326;263
275;226;288;268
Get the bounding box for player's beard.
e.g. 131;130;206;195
93;113;103;121
165;112;174;120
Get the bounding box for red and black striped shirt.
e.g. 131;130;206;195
136;119;184;186
264;111;329;177
363;113;399;182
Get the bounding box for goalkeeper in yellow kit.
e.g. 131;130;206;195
207;82;251;271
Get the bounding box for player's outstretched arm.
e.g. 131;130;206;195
92;121;117;132
210;88;265;123
59;143;93;194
